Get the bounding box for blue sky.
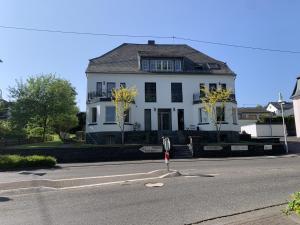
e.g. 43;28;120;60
0;0;299;111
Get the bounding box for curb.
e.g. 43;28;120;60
185;202;287;225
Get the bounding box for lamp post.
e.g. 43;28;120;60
278;92;288;153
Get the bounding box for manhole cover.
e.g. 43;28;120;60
145;182;164;187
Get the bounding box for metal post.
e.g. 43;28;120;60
280;103;289;154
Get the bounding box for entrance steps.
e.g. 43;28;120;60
172;145;193;159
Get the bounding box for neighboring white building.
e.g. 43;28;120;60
291;76;300;138
238;107;272;126
85;41;239;144
266;101;294;117
241;124;285;138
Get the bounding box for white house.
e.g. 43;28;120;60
85;41;239;144
291;76;300;138
266;101;294;117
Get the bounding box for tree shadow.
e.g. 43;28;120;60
0;197;11;202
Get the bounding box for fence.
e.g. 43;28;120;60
0;136;51;148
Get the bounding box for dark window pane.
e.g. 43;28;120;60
107;82;116;98
125;109;129;123
144;109;151;131
221;83;226;90
105;106;115;122
96;82;102;96
92;107;97;123
171;83;183;102
145;82;156;102
209;83;217;92
200;83;205;97
216;106;225;122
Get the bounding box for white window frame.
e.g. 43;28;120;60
199;108;208;123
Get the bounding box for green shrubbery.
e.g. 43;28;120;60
285;192;300;216
0;155;57;170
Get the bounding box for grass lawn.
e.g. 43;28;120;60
0;155;57;170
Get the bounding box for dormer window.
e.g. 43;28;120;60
141;58;182;72
207;63;221;70
141;59;149;71
175;60;182;72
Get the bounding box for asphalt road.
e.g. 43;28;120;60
1;156;300;225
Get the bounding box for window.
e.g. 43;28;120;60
216;106;225;122
199;108;208;123
167;60;174;71
150;60;156;71
144;109;151;131
209;83;217;92
105;106;116;122
145;59;178;72
91;107;97;123
221;83;227;91
141;60;149;71
175;60;182;72
199;83;205;97
207;63;220;70
124;109;130;123
171;83;183;102
156;60;162;71
107;82;116;98
120;82;126;88
145;82;156;102
232;108;237;124
96;82;102;96
163;60;168;70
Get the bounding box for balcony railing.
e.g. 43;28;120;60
193;93;236;104
87;91;112;103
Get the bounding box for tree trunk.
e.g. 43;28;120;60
42;117;47;142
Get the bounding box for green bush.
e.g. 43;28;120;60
285;192;300;216
0;155;57;170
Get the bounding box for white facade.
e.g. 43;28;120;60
293;97;300;138
86;73;239;133
241;124;285;138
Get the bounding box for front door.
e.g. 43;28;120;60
158;109;172;131
177;109;184;130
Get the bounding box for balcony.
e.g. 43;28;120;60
87;91;112;104
193;93;236;104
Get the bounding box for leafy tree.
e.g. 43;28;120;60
201;87;232;142
112;86;137;144
9;74;78;141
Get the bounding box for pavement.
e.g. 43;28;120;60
1;152;300;225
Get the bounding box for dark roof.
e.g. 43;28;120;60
267;101;293;110
238;107;270;114
86;42;235;75
291;77;300;99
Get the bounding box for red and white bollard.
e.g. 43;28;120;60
165;150;170;171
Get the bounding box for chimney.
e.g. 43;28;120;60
148;40;155;45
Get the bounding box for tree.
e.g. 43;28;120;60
200;87;232;142
112;86;137;144
9;74;78;141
